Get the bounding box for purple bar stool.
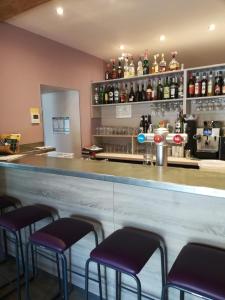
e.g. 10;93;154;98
25;217;102;300
162;243;225;300
0;195;18;257
0;205;54;300
85;227;167;300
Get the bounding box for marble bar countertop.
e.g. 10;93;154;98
0;155;225;198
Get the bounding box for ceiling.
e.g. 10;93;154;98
7;0;225;67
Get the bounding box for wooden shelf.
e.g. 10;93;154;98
92;98;183;107
186;95;225;101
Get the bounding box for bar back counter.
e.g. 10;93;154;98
0;155;225;300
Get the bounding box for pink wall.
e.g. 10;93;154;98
0;23;105;146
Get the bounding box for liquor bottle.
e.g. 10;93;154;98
129;82;135;102
207;71;213;96
214;71;223;95
141;84;147;101
178;76;183;98
152;79;157;100
152;54;159;73
105;64;111;80
194;72;201;97
129;57;135;77
188;73;195;97
137;57;143;76
108;85;114;103
169;51;180;71
163;77;170;99
144;115;149;133
175;111;184;133
114;84;120;103
124;57;129;78
135;84;142;102
201;72;208;97
104;86;109;104
159;53;167;72
117;60;124;78
170;77;178;99
124;83;129;102
99;86;104;104
146;79;153;101
138;115;145;133
143;50;149;75
157;78;164;100
111;60;117;79
223;78;225;95
94;87;99;105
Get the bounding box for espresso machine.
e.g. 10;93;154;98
137;128;188;166
195;121;221;159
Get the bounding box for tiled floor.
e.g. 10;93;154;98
0;258;99;300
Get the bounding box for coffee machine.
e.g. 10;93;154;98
195;121;221;159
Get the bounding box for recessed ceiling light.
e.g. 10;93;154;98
208;24;216;31
160;35;166;42
120;45;125;50
56;7;64;16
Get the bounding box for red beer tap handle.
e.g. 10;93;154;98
154;135;164;144
173;134;184;144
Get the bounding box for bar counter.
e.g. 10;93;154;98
0;155;225;300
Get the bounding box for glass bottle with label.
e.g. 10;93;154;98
129;82;135;102
143;50;149;75
124;57;129;78
152;54;159;73
105;64;111;80
214;71;223;95
188;73;195;97
175;111;184;133
169;51;180;71
178;76;183;98
170;77;178;99
159;53;167;72
135;84;142;102
120;83;127;103
99;86;104;104
111;60;117;79
114;83;120;103
146;79;153;101
117;60;123;78
104;86;109;104
194;72;201;97
141;84;146;101
163;77;170;99
108;85;114;103
129;57;135;77
94;87;99;105
157;78;164;100
207;71;213;96
201;72;208;97
137;57;143;76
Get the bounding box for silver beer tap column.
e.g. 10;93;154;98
137;128;188;166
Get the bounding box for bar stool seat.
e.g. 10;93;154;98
0;195;17;210
91;227;160;274
0;205;52;231
165;243;225;300
29;217;94;252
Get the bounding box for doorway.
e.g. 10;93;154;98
40;85;81;157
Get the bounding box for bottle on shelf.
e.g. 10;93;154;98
143;115;149;133
111;60;117;79
104;85;109;104
152;54;159;73
129;57;135;77
152;79;157;100
169;51;180;71
124;83;129;102
170;77;178;99
163;77;170;99
99;86;104;104
108;85;114;103
207;71;214;96
124;57;129;78
146;79;153;101
141;84;147;101
188;73;195;97
159;53;167;72
157;78;164;100
178;76;183;98
137;57;143;76
201;72;208;97
214;71;223;96
143;50;150;75
94;86;99;105
114;83;120;103
175;111;184;133
194;72;201;97
119;83;126;103
223;77;225;95
135;84;142;102
147;114;152;133
105;64;111;81
117;59;124;78
129;82;135;102
138;115;144;133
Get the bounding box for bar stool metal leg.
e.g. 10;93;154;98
116;271;121;300
180;290;185;300
25;241;31;300
14;231;21;300
60;253;68;300
93;230;103;300
159;245;167;300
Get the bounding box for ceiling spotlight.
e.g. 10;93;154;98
160;35;166;42
56;7;64;16
208;24;216;31
120;45;125;50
